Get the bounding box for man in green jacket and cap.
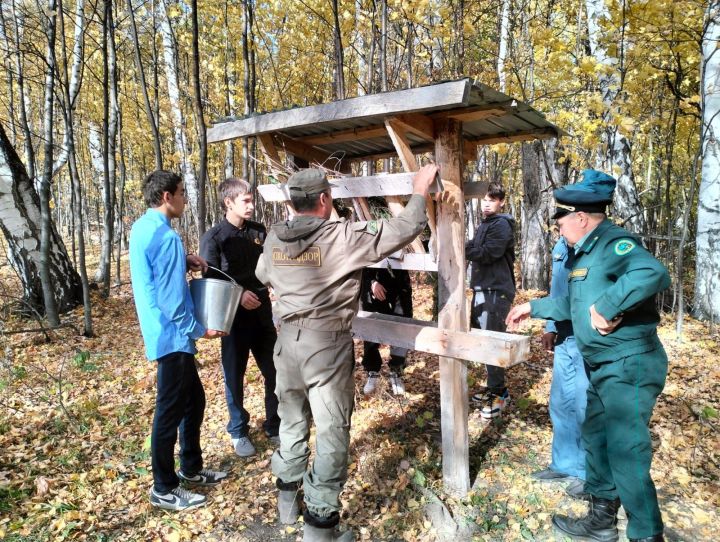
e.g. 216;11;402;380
507;170;669;542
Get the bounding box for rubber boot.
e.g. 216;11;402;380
630;535;664;542
552;496;621;542
303;524;354;542
277;489;301;525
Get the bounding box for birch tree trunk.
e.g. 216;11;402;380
497;0;511;93
223;0;236;179
95;0;118;295
586;0;646;233
9;0;35;182
127;0;163;170
190;0;207;235
57;0;92;335
158;0;200;229
695;2;720;322
0;122;82;315
38;0;61;326
52;0;85;177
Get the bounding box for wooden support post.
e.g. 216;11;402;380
434;117;470;497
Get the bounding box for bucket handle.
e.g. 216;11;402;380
206;265;239;286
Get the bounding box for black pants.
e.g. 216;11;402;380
470;290;513;395
152;352;205;493
361;287;413;373
221;315;280;438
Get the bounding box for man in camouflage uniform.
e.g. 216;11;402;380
256;164;437;541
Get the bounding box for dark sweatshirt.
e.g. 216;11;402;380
465;213;516;297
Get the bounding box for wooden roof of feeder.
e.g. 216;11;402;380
207;78;562;163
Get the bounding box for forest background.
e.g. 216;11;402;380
0;0;718;541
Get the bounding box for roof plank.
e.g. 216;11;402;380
208;79;471;143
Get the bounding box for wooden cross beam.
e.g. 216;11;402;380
255;173;485;203
352;311;530;367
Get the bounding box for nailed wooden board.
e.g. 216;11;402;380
255;174;488;203
351;311;530;368
255;172;443;201
366;253;439;272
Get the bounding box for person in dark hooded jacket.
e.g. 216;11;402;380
465;182;516;418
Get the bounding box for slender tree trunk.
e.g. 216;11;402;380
190;0;207;235
115;114;127;287
694;2;720;322
158;0;200;229
96;0;118;296
331;0;345;100
38;0;61;326
10;0;35;182
57;0;92;335
223;0;236;180
497;0;511;93
126;0;163;169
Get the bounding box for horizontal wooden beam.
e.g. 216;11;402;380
366;253;438;272
207;80;471;143
463;128;559;160
351;311;530;367
389;113;435;141
300;125;389;146
347;143;435;163
430;103;511;122
256;172;443;202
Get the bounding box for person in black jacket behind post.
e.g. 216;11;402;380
465;182;516;419
360;265;413;396
200;178;280;458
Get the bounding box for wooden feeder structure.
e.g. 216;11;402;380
207;78;561;496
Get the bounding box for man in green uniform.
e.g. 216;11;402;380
506;170;669;542
255;164;438;541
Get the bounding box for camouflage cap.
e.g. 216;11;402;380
286;169;333;198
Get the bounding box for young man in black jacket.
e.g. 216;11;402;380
360;266;413;396
465;182;516;418
200;178;280;457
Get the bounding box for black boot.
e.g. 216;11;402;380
552;496;621;542
630;536;664;542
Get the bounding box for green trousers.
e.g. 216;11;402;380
271;323;355;518
583;346;668;539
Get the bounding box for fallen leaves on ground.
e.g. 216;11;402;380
0;272;717;541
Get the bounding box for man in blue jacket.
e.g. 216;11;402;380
507;170;669;542
130;170;227;511
531;236;589;500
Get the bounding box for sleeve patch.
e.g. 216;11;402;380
351;220;378;235
614;240;635;255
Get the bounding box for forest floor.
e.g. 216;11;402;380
0;266;718;542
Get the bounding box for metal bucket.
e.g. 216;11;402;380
189;267;244;334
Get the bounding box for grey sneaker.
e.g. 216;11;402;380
150;486;206;511
363;371;380;395
178;468;228;487
232;436;257;457
389;372;405;396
